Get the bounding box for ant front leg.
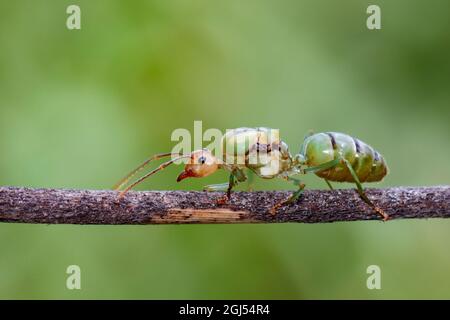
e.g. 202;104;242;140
270;177;306;215
203;183;229;192
204;181;235;205
215;174;236;205
216;169;246;205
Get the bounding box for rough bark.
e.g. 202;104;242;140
0;186;448;225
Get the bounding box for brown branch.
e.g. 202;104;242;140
0;186;449;224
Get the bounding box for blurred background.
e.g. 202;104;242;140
0;0;449;299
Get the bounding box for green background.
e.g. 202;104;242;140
0;0;449;299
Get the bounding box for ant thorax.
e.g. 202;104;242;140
219;128;295;179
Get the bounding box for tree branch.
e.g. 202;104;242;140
0;186;449;225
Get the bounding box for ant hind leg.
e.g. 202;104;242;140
341;158;389;221
324;179;334;190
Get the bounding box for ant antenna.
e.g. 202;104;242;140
113;152;182;191
118;154;191;198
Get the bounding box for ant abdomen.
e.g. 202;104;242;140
300;132;388;183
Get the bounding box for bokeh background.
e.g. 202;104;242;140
0;0;449;299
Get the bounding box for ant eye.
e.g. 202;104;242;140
198;156;206;165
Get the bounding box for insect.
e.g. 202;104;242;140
114;127;389;220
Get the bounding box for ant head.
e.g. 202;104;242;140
177;149;219;182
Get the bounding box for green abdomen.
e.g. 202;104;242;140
300;132;388;182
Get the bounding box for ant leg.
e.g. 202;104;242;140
216;172;238;204
204;169;246;192
303;158;341;173
215;168;248;204
203;183;229;192
341;158;389;221
269;177;306;215
324;179;334;190
215;168;247;204
226;173;237;199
